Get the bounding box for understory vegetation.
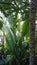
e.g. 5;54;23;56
0;0;37;65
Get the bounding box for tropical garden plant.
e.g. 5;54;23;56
0;0;37;65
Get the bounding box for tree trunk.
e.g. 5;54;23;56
29;0;36;65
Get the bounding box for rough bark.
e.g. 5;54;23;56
29;0;36;65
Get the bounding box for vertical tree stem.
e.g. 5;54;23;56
29;0;36;65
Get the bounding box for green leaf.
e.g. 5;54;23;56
22;20;29;36
0;20;3;29
5;55;15;63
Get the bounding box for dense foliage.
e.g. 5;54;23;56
0;0;37;65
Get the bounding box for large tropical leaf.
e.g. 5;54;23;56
3;25;16;52
22;19;29;37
